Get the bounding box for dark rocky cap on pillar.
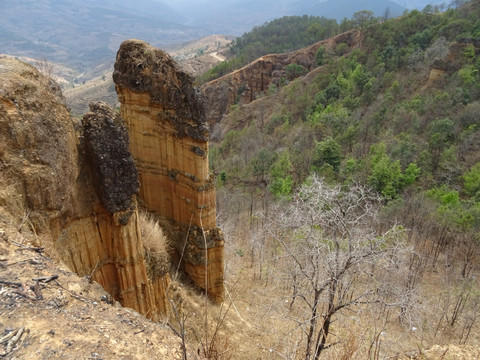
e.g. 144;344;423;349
82;101;139;214
113;39;209;142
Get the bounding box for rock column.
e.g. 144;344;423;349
113;40;224;302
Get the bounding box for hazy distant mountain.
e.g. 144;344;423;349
0;0;448;71
167;0;292;34
161;0;408;34
287;0;406;20
161;0;446;34
0;0;207;70
393;0;447;9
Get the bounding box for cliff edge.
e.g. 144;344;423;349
0;58;191;358
114;39;224;303
1;38;224;330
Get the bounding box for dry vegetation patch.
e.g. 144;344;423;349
139;211;171;280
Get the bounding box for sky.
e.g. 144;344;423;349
160;0;446;9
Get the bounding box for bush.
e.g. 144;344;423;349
285;63;307;80
312;137;342;172
315;46;326;66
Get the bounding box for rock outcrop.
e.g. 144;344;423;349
0;59;169;319
1;38;225;318
0;58;78;234
60;101;170;318
113;40;224;302
82;102;139;215
428;39;480;84
202;29;362;124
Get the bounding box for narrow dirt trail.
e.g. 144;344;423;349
210;52;225;62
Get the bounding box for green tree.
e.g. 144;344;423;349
369;154;403;199
270;151;294;197
402;163;421;187
368;143;419;199
315;46;326;66
285;63;307;80
252;148;276;182
463;162;480;199
312;137;342;172
351;64;370;94
352;10;376;28
428;118;455;169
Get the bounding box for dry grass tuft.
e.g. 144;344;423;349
139;211;170;254
139;211;171;279
199;336;233;360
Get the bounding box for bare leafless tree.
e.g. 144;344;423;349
264;175;412;359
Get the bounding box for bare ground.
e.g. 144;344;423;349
0;220;189;360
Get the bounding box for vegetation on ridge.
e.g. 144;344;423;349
197;15;352;84
206;1;480;357
211;1;480;200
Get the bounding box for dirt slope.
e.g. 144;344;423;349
0;221;189;360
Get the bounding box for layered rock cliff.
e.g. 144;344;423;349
0;59;168;320
202;29;362;124
113;40;224;302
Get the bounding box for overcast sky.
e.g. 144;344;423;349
160;0;446;9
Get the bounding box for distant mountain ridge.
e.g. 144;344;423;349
165;0;406;34
0;0;444;71
163;0;446;33
0;0;206;70
287;0;406;20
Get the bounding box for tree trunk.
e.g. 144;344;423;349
305;290;321;360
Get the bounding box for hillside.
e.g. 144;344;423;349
207;2;480;195
202;29;363;124
0;0;445;75
1;1;480;359
0;0;207;71
201;2;480;357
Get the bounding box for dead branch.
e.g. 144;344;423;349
0;280;22;287
30;280;43;300
0;327;26;356
33;274;59;283
10;240;44;253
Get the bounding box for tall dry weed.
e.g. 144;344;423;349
139;211;171;278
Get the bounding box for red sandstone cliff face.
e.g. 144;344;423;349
1;38;225;320
0;60;169;319
113;40;224;302
202;29;362;124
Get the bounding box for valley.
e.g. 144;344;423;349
1;1;480;359
52;34;233;116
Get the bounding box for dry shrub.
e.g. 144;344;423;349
139;211;171;279
332;330;361;360
165;276;237;360
199;336;233;360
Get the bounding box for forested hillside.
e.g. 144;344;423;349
205;2;480;357
211;0;480;215
198;3;445;83
198;15;350;83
